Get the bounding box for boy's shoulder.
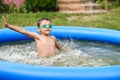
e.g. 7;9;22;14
51;36;56;40
51;35;55;38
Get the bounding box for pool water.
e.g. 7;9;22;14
0;40;120;67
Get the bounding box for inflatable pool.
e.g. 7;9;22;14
0;26;120;80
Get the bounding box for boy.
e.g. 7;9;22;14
2;16;62;58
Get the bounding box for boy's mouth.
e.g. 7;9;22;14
45;29;51;32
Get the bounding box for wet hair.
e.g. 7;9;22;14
37;18;51;28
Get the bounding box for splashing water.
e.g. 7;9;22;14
0;40;120;67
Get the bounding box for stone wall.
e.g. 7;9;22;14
58;0;106;14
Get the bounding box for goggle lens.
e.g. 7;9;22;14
41;24;52;29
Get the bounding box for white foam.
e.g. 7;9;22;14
0;40;118;67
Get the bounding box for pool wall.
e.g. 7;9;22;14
0;26;120;80
1;26;120;44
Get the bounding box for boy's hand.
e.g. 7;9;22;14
2;16;9;27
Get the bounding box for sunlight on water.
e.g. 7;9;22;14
0;40;120;67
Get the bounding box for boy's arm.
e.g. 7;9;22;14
52;36;62;51
2;16;39;39
55;40;62;51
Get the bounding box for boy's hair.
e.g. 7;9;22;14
37;18;51;28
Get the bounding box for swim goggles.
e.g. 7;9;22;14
40;24;53;29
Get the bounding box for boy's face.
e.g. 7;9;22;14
38;20;52;35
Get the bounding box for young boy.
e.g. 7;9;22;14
2;16;62;58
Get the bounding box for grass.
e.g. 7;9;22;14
0;7;120;30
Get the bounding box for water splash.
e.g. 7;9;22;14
0;40;120;67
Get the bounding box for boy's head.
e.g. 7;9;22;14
37;18;52;35
37;18;52;28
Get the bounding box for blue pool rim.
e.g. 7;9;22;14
0;26;120;80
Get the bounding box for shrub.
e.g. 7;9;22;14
0;0;25;13
96;0;112;10
0;0;9;13
24;0;58;12
96;0;120;10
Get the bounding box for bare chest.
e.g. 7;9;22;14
36;37;55;48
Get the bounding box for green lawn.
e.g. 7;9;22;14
0;7;120;30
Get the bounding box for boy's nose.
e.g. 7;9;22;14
46;25;49;28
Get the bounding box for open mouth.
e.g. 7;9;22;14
45;29;51;32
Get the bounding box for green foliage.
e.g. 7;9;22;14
0;0;57;13
96;0;112;10
114;0;120;7
96;0;120;9
0;0;22;13
0;0;9;13
24;0;58;12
